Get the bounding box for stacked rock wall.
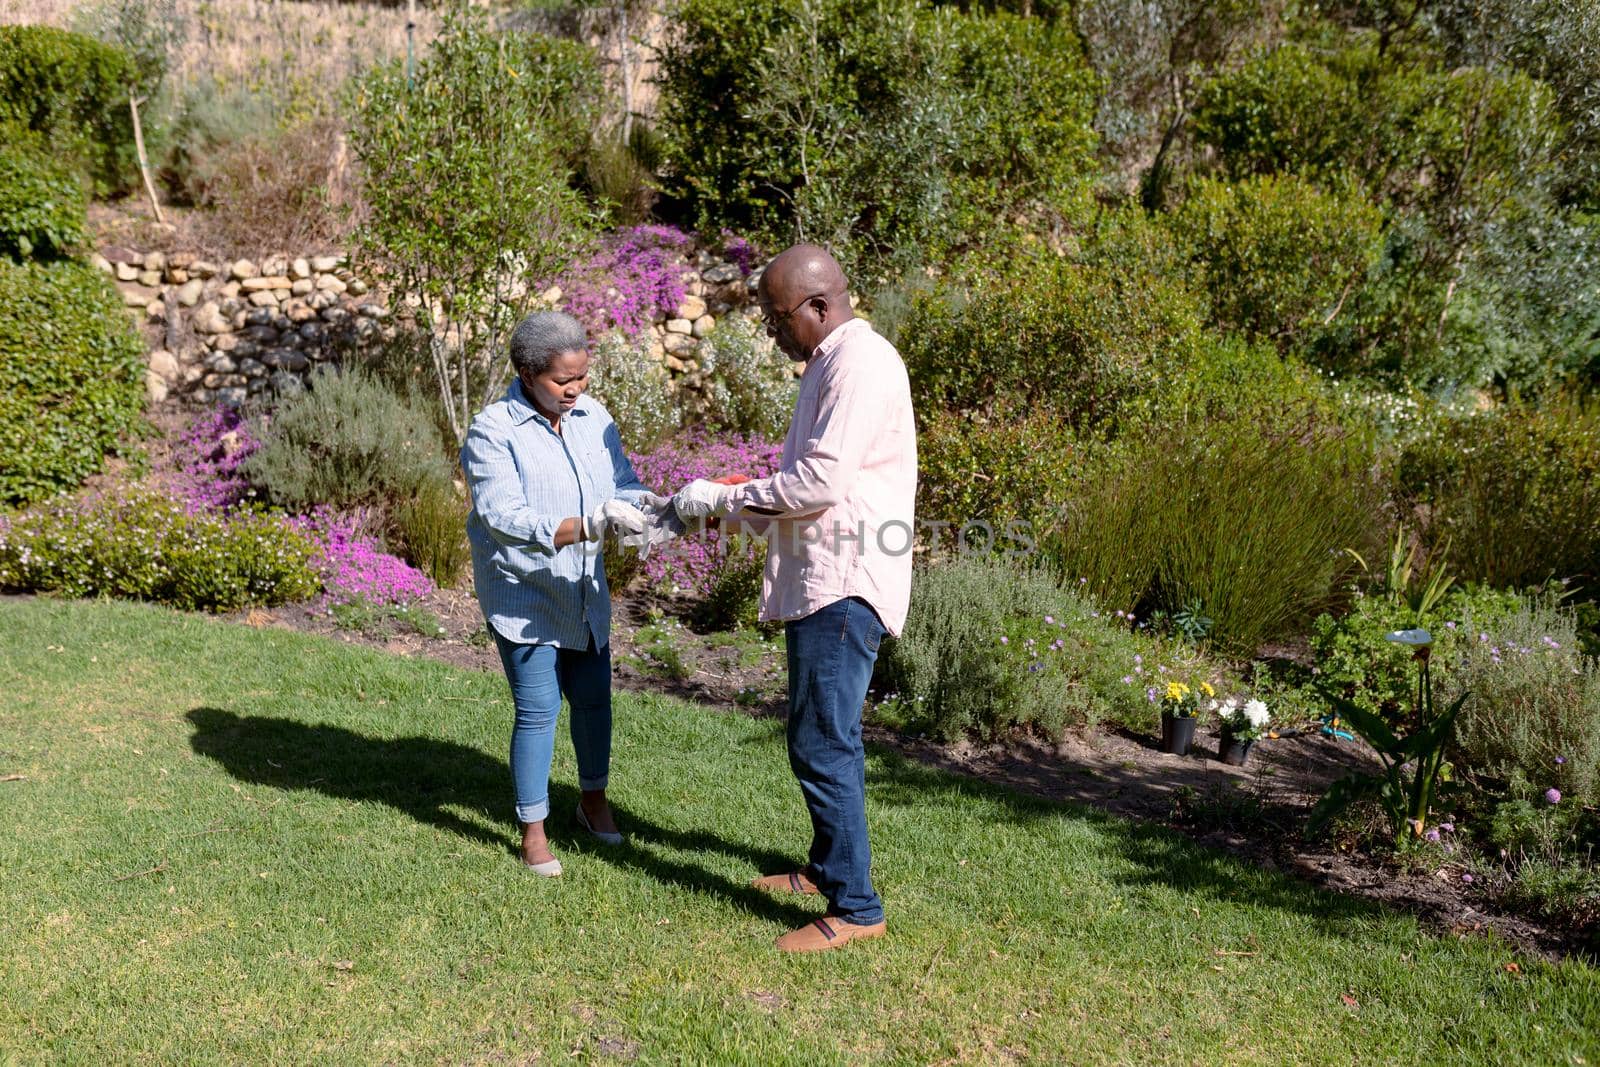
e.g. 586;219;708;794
96;244;769;408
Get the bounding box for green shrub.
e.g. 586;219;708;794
0;25;137;196
393;475;470;588
876;554;1222;740
586;332;681;450
1309;585;1525;725
243;368;453;513
1395;397;1600;596
695;316;797;441
656;0;1096;274
1439;595;1600;804
1169;174;1385;354
1052;415;1383;653
0;130;88;261
0;486;320;611
917;406;1081;531
690;534;769;632
900;248;1207;428
0;259;145;506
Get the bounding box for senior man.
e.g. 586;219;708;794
674;244;916;953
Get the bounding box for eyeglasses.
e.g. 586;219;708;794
760;292;822;332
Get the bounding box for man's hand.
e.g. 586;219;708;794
581;498;649;541
673;478;736;520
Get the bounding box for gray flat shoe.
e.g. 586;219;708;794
522;855;562;877
576;803;623;846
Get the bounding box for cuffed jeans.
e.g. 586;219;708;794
785;596;886;925
492;631;612;824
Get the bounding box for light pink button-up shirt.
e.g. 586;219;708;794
724;317;918;635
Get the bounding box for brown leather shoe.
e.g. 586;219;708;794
775;915;887;953
752;870;820;895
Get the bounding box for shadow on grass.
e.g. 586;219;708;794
186;707;816;928
864;746;1388;940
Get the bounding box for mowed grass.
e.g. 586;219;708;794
1;598;1597;1064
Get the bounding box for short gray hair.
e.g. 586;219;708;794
509;311;588;376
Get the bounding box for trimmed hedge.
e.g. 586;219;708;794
0;259;145;505
0;25;137;196
0;128;87;260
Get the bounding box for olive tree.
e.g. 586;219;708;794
350;6;599;441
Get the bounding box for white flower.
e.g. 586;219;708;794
1384;628;1433;648
1243;699;1269;728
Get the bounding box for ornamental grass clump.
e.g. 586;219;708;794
0;486;319;611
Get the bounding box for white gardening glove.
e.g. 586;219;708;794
620;502;686;560
673;478;736;520
581;498;648;541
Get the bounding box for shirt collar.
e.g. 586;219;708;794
812;316;869;362
507;379;589;427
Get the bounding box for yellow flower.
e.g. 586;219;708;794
1164;681;1188;701
1199;681;1215;698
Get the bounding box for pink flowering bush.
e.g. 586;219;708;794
289;507;434;606
559;224;693;337
175;407;260;512
628;430;782;597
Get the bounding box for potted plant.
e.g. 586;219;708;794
1215;697;1270;766
1159;680;1210;755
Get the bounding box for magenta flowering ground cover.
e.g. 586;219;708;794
628;430;783;597
175;407;260;513
559;225;694;337
289;507;433;606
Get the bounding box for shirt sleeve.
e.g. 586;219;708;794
602;418;652;503
726;355;875;518
461;421;563;554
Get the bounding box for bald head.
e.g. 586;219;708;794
756;244;854;362
759;243;849;306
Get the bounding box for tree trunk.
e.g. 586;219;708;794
129;93;165;224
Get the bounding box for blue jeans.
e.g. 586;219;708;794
493;632;612;824
785;596;886;925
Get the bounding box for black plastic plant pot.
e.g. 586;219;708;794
1218;730;1255;766
1160;712;1197;756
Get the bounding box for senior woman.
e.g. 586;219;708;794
462;310;662;876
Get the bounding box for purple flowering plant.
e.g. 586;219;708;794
175;407;260;513
289;507;433;607
627;430;783;597
559;225;693;338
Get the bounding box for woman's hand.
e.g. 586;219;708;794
581;499;649;541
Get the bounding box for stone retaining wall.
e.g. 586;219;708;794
96;246;769;407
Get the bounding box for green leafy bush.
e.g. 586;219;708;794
876;555;1221;740
1052;415;1383;654
586;332;681;450
0;130;87;260
656;0;1096;274
694;316;796;441
1395;397;1600;596
0;258;145;506
900;248;1206;428
917;406;1080;531
690;534;769;632
0;486;320;611
0;25;137;195
1309;585;1524;725
1169;174;1384;354
351;9;601;440
243;369;453;514
1438;595;1600;804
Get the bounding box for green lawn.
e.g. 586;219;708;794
2;597;1597;1064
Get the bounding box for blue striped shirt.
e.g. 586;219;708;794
461;382;649;649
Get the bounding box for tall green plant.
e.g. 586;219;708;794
350;7;600;441
1309;632;1469;844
